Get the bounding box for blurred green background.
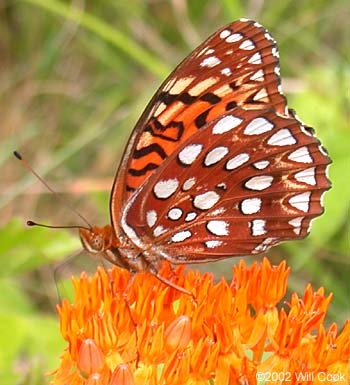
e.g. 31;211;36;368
1;0;349;383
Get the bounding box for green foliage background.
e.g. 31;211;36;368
1;0;349;383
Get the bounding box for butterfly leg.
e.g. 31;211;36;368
147;263;193;297
121;273;141;368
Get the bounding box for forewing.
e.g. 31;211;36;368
111;19;288;222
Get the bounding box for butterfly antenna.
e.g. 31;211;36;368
14;150;93;229
26;220;90;231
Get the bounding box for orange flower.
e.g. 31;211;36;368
50;258;350;385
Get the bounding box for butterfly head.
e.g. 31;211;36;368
79;225;114;254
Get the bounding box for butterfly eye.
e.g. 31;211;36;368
80;229;105;253
90;235;104;252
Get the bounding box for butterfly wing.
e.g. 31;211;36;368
111;19;289;228
120;107;331;262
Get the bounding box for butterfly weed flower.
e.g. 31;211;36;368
50;258;350;385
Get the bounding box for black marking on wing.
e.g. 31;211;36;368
178;93;196;104
229;82;240;91
157;91;197;106
226;101;238;110
195;110;210;129
129;163;159;176
133;143;167;160
200;93;221;104
146;120;185;142
157;92;177;105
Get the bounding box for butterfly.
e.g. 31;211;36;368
78;19;331;293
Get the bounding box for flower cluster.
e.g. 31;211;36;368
51;258;349;384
